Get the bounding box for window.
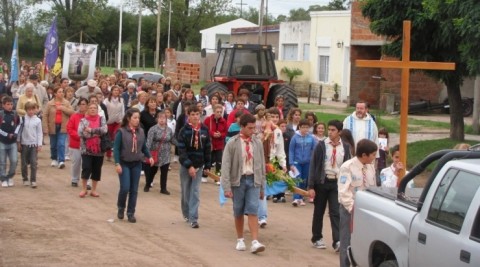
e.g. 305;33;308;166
303;44;310;61
283;44;298;61
471;207;480;242
318;47;330;82
427;169;480;233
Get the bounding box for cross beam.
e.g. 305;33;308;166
355;20;455;182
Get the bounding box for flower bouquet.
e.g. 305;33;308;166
265;159;303;196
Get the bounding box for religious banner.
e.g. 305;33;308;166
62;42;97;82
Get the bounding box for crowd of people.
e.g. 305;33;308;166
0;63;422;262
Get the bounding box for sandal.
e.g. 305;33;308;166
79;191;87;198
90;192;100;197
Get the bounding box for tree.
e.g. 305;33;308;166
281;67;303;85
0;0;24;55
361;0;471;140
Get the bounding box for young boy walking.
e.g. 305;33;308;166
177;105;211;228
0;96;20;187
17;102;42;188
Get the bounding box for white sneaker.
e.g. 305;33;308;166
236;239;246;251
215;181;221;186
65;156;71;161
292;199;299;207
250;240;265;254
141;170;145;176
201;177;208;183
58;162;65;169
259;219;267;228
7;179;14;187
23;181;30;186
313;239;327;249
1;180;8;187
334;241;340;252
51;160;58;167
31;182;37;188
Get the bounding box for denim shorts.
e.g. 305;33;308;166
232;175;260;217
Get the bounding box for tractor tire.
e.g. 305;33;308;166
204;82;229;98
378;260;399;267
267;84;298;112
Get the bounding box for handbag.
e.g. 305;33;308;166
145;127;167;165
100;133;112;153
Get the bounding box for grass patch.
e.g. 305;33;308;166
406;138;479;169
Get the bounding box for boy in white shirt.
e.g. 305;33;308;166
379;145;405;188
17;102;43;188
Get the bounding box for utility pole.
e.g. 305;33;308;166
117;0;123;70
136;0;142;68
167;0;172;48
155;0;162;71
258;0;264;44
236;0;247;18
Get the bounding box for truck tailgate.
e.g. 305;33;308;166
350;189;417;267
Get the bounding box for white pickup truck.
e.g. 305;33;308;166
349;148;480;267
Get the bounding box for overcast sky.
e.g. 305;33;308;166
108;0;331;17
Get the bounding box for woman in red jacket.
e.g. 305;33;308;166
66;98;88;187
203;104;227;182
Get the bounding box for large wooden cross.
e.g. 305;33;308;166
355;20;456;181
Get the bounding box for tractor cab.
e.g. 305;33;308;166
206;43;298;111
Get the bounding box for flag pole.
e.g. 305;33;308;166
117;0;123;70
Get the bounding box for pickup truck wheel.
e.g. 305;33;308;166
378;260;398;267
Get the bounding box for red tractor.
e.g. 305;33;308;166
204;44;298;112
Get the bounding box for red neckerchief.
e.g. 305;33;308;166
131;127;137;153
329;139;341;168
189;123;200;150
240;134;253;163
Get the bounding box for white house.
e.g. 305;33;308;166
278;21;311;62
309;10;351;102
200;19;258;53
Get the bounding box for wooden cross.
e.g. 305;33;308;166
355;20;456;181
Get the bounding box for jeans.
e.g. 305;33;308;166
179;165;202;223
49;124;67;162
339;205;351;267
311;180;340;246
257;196;268;221
0;142;18;181
70;148;82;183
117;161;142;216
21;145;38;182
293;162;310;200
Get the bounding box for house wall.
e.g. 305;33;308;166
230;25;280;59
200;19;257;53
309;11;351;102
279;21;311;62
349;0;445;108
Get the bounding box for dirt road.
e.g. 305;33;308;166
0;149;340;267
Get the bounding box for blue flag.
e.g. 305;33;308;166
44;17;58;69
10;32;19;83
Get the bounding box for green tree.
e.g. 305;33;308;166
0;0;24;55
281;67;303;85
361;0;471;140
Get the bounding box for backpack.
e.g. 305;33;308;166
0;109;20;126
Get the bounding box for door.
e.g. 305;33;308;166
410;169;480;266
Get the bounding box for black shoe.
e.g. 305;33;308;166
144;186;150;192
190;221;199;228
272;197;278;203
71;182;78;187
117;209;124;220
160;190;170;195
86;184;92;190
128;215;136;223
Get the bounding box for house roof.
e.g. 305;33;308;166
232;25;280;34
199;18;258;34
